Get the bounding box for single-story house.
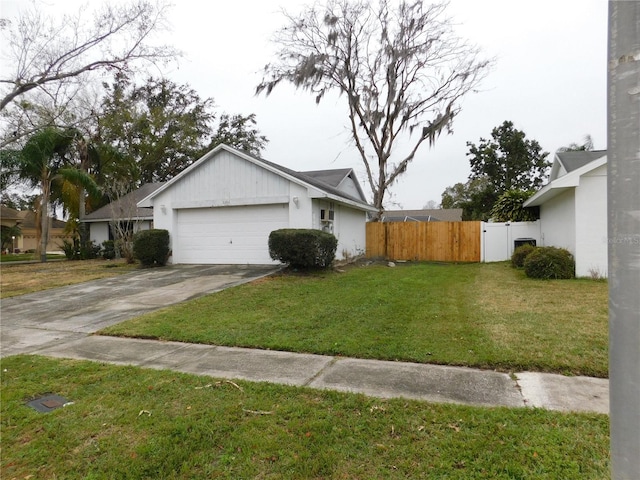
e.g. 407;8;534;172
380;209;463;222
1;205;71;252
136;144;376;264
82;183;163;246
524;150;607;277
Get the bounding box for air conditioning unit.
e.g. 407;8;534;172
320;209;334;222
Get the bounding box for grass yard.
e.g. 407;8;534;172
0;253;66;263
102;262;609;377
1;259;138;298
1;355;609;480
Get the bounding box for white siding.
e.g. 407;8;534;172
337;175;365;201
539;189;576;253
163;150;290;208
574;164;608;277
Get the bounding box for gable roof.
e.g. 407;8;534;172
138;144;376;212
1;205;22;221
1;206;67;229
381;209;463;222
524;152;607;207
302;168;368;202
550;150;607;181
83;183;163;222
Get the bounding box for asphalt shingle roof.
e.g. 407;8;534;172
557;150;607;174
83;183;163;221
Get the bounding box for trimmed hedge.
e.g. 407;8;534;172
269;229;337;269
523;246;575;279
133;229;170;267
511;243;536;268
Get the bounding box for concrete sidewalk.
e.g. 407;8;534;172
1;263;609;415
33;335;610;414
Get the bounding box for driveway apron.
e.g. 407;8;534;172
0;264;279;358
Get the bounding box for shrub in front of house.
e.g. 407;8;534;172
133;229;170;267
511;244;536;268
269;229;337;269
523;246;575;279
60;238;100;260
102;240;116;260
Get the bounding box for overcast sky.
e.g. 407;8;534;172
1;0;608;209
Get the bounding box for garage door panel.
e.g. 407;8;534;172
176;204;288;264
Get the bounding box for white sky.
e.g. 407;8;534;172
0;0;608;209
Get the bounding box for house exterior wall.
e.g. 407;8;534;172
334;204;367;259
337;176;364;201
288;182;313;229
311;199;366;260
88;220;153;246
148;149;369;264
539;189;576;253
160;150;291;209
574;164;608;277
89;222;110;246
18;227;71;252
150;150;293;260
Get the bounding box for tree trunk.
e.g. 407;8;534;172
39;178;51;263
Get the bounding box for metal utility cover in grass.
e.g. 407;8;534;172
26;394;70;413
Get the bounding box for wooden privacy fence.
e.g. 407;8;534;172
366;221;481;262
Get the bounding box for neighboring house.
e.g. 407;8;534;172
1;206;70;252
524;150;607;277
137;144;376;264
380;209;463;222
82;183;163;246
1;205;22;229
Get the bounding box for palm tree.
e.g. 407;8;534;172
19;128;100;262
557;135;594;152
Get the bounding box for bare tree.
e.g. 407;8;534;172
0;0;179;145
107;181;141;263
257;0;492;218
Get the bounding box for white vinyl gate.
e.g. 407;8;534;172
481;221;541;262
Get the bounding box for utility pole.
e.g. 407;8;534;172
608;2;640;479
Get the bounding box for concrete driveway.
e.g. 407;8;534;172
0;264;279;358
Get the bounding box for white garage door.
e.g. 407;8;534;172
176;204;289;264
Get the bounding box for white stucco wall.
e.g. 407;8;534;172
539;189;576;253
88;220;153;246
574;164;608;277
89;222;110;245
288;183;313;228
310;199;367;260
334;204;367;259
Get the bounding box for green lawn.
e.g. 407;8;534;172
0;253;65;262
102;262;609;377
1;355;609;479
